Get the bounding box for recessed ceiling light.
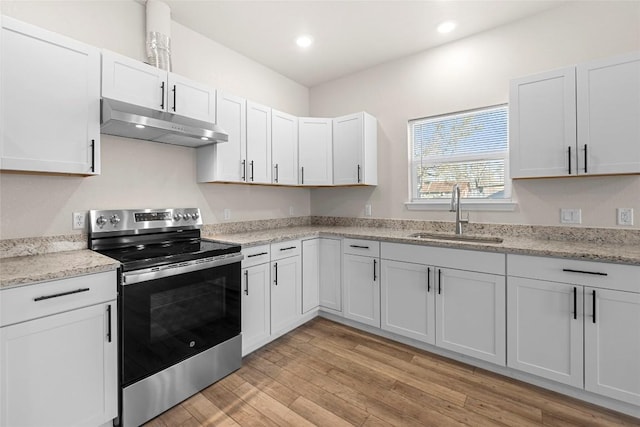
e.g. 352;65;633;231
135;124;145;129
437;21;457;34
296;35;314;48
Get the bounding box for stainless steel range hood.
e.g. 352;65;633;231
100;98;228;147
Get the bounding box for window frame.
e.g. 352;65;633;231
406;104;516;212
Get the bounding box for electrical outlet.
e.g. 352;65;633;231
617;208;634;226
365;204;372;217
72;211;86;230
289;206;295;216
560;208;581;224
223;208;231;220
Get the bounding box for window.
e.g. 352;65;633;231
409;105;510;206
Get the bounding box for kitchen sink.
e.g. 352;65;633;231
408;232;504;244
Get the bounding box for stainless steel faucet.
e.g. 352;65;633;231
450;184;469;235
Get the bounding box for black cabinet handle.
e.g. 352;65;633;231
584;144;588;173
592;289;597;324
274;262;278;285
357;164;361;183
301;166;305;184
568;146;572;174
274;164;279;183
172;85;177;111
573;286;577;320
34;287;90;302
241;160;246;181
247;252;268;258
438;269;442;295
244;270;249;295
160;81;165;109
106;304;112;343
562;268;607;276
90;139;96;173
280;246;296;251
427;267;431;293
373;259;377;281
349;245;370;249
250;160;254;181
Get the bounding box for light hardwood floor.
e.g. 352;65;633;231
145;318;639;426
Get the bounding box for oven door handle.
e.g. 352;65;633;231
122;253;244;285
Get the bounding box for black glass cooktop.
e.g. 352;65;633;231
97;237;240;272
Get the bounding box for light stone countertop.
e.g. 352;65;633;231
0;250;120;290
204;225;640;266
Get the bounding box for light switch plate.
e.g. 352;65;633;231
560;208;581;224
617;208;634;226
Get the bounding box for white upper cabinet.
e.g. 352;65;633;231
101;50;216;123
509;67;576;178
510;51;640;178
197;91;246;183
576;52;640;175
298;117;333;185
333;112;377;185
246;101;272;184
271;109;298;185
0;16;100;175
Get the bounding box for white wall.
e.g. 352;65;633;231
0;0;310;239
309;1;640;229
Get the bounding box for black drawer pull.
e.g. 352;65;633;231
244;270;249;295
438;269;442;295
567;146;572;174
34;288;90;302
279;246;297;251
350;245;370;249
247;252;268;258
90;139;96;173
106;304;112;343
427;267;431;293
562;268;607;276
274;262;278;285
160;81;165;109
573;287;577;320
592;289;597;324
373;259;377;281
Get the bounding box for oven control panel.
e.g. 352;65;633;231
89;208;203;233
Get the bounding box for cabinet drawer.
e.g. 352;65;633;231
271;240;301;261
1;270;117;327
381;242;504;275
507;254;640;293
241;244;270;268
344;238;380;257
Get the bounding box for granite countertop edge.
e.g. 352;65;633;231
204;226;640;266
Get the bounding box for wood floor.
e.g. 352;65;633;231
144;318;639;427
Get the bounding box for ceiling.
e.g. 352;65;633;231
163;1;563;87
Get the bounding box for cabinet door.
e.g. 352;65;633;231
101;49;165;112
343;254;380;327
168;72;216;123
509;67;577;178
319;238;342;312
246;101;272;184
197;91;246;182
577;52;640;175
271;256;301;335
585;288;640;405
507;278;583;387
0;302;117;427
298;117;333;185
0;16;100;175
436;268;506;366
381;260;435;344
241;264;271;356
333;113;363;185
302;239;320;313
271;109;298;185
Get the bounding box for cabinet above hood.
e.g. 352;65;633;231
100;98;228;147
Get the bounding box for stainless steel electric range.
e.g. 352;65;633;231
88;208;242;427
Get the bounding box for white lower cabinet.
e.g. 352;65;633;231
271;252;302;335
435;268;506;366
584;288;640;405
241;262;271;356
319;238;342;313
381;259;435;343
507;254;640;406
0;271;117;427
343;253;380;327
302;239;320;313
507;278;584;387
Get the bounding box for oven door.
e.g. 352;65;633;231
120;254;242;387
